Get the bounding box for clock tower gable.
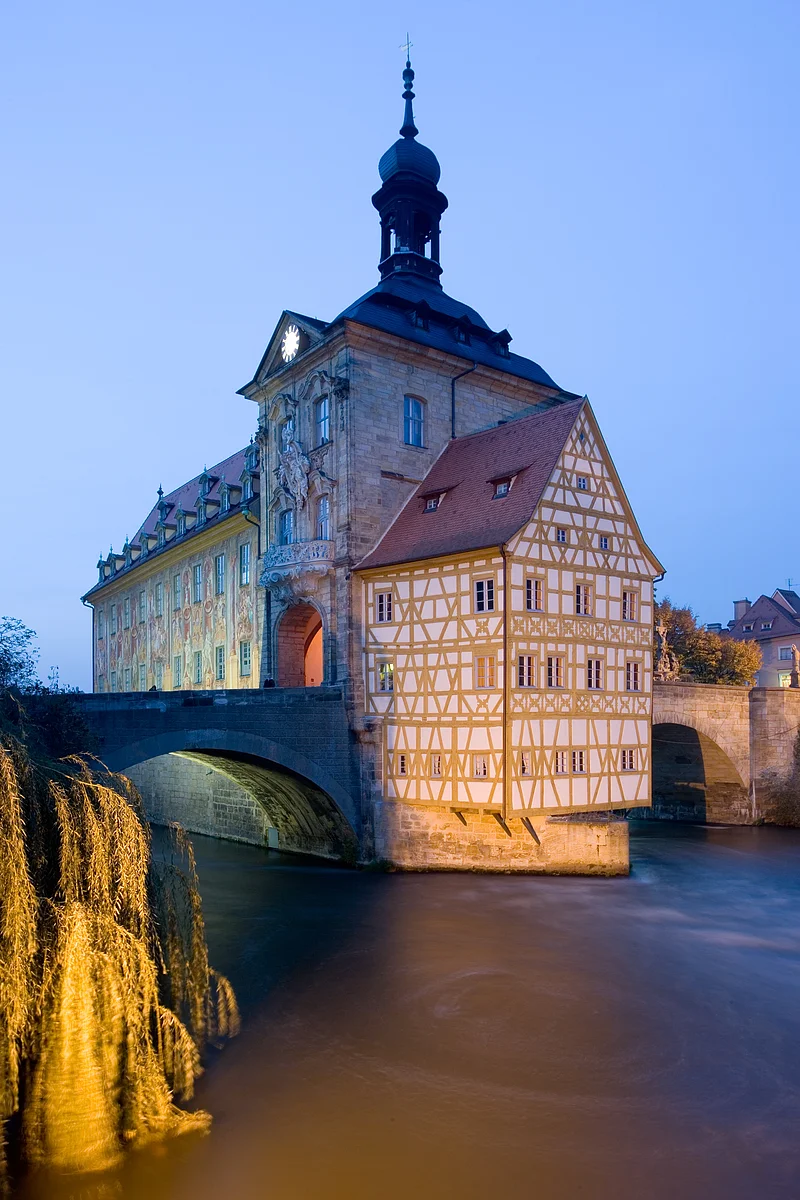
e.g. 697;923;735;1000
238;310;329;395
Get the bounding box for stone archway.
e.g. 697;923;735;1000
277;602;324;687
650;723;753;824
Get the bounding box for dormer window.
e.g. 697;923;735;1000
743;623;754;632
157;527;165;548
140;536;148;558
761;621;773;631
491;331;512;358
199;472;212;497
455;323;470;345
197;500;206;527
243;476;253;501
220;486;230;513
412;309;429;330
424;496;439;513
177;512;186;537
493;479;511;499
244;442;259;472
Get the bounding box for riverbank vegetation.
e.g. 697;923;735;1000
0;688;239;1190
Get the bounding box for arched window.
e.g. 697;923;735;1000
279;509;294;546
403;395;425;447
316;495;330;541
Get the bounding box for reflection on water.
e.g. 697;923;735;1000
21;823;800;1200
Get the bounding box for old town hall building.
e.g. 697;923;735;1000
83;62;663;871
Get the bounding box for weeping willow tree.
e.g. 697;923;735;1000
0;730;239;1189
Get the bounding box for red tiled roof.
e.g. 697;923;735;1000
357;400;584;571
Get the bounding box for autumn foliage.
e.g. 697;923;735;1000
655;598;762;686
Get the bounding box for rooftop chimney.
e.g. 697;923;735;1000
733;599;751;623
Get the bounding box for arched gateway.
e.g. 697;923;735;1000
276;602;324;687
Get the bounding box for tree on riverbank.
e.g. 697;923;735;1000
0;694;239;1188
655;598;762;685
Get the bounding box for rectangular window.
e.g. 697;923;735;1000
110;670;117;692
621;749;637;772
554;750;568;775
626;661;641;692
494;479;510;498
215;645;225;682
430;753;442;778
110;605;118;635
123;598;131;629
172;574;180;611
599;536;609;551
577;476;588;491
173;655;182;687
622;590;638;622
214;554;225;595
397;753;407;776
556;528;567;543
472;754;488;779
572;750;586;774
761;622;773;631
376;591;393;623
424;496;439;512
779;672;792;688
587;658;603;690
97;611;105;640
316;495;330;540
377;660;394;692
123;667;131;691
518;655;534;687
743;623;754;632
155;661;164;689
475;578;494;612
138;663;146;691
239;543;251;585
315;395;330;445
239;641;252;677
138;591;146;623
526;577;544;612
475;656;496;689
403;395;424;447
575;584;592;615
279;510;294;546
155;582;164;617
192;564;202;604
547;656;564;688
779;647;793;661
520;752;530;776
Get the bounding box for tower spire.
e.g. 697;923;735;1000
399;42;418;139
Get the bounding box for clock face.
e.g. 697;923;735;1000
281;324;301;362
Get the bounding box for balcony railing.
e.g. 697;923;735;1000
261;540;335;586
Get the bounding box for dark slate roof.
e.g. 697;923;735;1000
330;275;560;390
356;399;584;571
773;589;800;615
379;137;441;184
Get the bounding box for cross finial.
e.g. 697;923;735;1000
400;33;412;64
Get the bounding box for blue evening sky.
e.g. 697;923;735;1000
2;0;797;687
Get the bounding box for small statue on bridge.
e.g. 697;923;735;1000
791;644;800;689
655;621;680;682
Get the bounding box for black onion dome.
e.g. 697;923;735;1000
378;137;441;184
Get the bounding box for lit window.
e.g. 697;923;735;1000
193;564;202;604
424;496;439;512
155;583;164;617
621;749;637;771
397;753;407;776
124;667;131;691
110;670;117;692
475;578;495;612
239;543;251;585
194;651;203;685
556;528;567;544
123;598;131;629
526;578;543;612
378;661;394;692
155;661;164;689
215;645;225;681
622;591;638;622
279;509;294;546
173;655;182;687
138;663;146;691
315;395;330;445
376;591;393;623
554;750;568;775
475;656;496;689
472;755;488;779
577;476;588;491
430;753;442;778
138;591;146;623
599;536;609;550
576;584;592;615
547;656;564;688
518;655;534;687
572;750;586;774
316;495;330;540
110;605;117;634
626;661;640;692
520;752;530;776
97;611;105;640
215;555;225;595
404;395;425;447
587;659;603;690
494;479;510;499
239;641;251;677
779;647;793;661
779;672;792;688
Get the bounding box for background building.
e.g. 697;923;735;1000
722;589;800;687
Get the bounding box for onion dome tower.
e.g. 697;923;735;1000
372;57;449;285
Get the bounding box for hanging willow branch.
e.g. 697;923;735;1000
0;736;239;1189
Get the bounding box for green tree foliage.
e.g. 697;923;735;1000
655;598;762;686
0;617;39;691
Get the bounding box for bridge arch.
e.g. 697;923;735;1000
651;720;752;824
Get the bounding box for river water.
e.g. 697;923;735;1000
24;822;800;1199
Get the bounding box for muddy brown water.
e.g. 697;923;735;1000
21;822;800;1199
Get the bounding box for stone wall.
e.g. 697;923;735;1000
374;801;629;875
751;687;800;802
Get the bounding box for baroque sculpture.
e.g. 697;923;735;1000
278;419;311;509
